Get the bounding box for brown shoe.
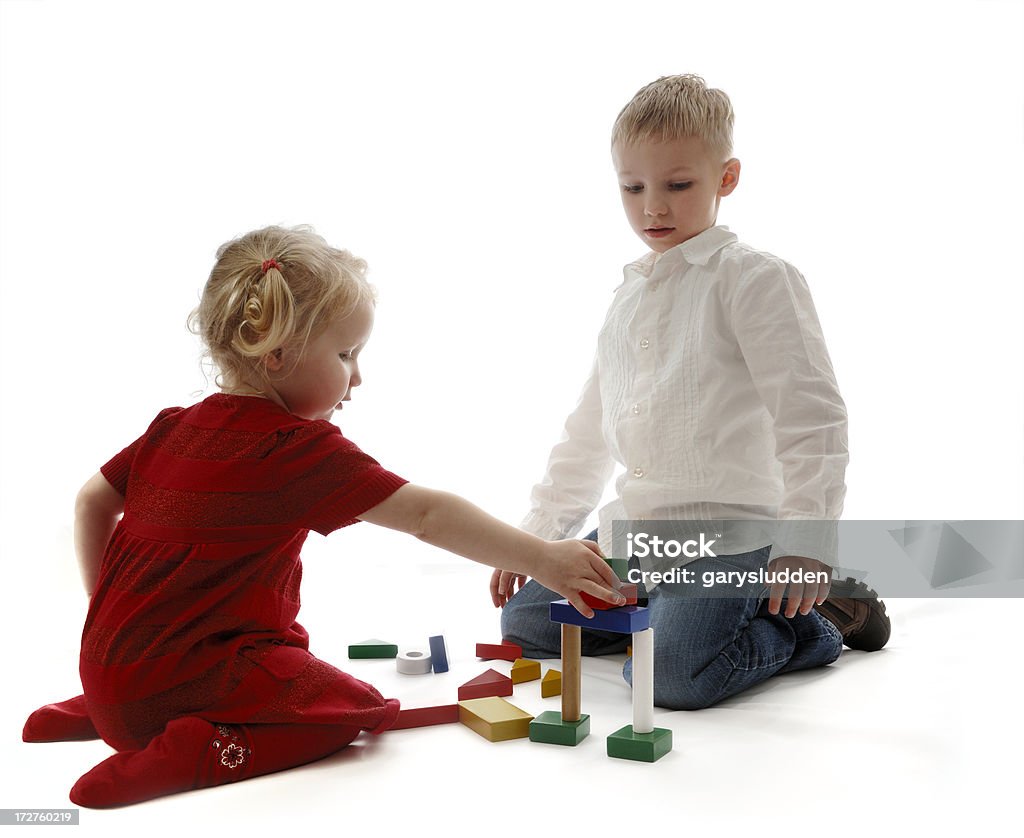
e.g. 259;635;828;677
815;577;891;651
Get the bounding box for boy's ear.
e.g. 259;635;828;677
263;348;285;372
719;158;741;196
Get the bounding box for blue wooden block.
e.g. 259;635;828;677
549;600;650;634
428;634;450;673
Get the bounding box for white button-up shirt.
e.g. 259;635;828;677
521;225;848;563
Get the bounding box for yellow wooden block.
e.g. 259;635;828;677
510;658;541;684
458;697;534;742
541;668;562;698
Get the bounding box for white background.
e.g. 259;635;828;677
1;0;1022;834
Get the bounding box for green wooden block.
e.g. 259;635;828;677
348;638;399;659
528;710;590;746
604;558;629;580
606;725;672;762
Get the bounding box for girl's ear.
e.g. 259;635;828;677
263;348;285;372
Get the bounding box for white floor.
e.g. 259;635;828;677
2;524;1021;837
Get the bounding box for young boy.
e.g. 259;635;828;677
492;75;889;710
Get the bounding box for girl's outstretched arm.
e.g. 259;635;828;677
357;484;623;617
74;472;124;597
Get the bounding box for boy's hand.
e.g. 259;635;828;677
766;555;832;618
490;569;528;608
529;539;625;618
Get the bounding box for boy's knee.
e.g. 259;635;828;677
499;584;561;658
653;678;718;711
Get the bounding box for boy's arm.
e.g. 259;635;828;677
358;484;623;616
75;472;125;597
731;259;848;567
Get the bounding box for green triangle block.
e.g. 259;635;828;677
529;710;590;746
348;638;399;659
606;724;672;762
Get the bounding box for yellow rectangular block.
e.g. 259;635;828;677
511;658;541;684
458;697;534;742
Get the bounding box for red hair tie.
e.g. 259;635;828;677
261;258;281;274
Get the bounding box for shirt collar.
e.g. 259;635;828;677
624;225;737;279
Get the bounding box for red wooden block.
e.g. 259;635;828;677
475;640;523;661
581;583;638;611
389;704;460;730
458;668;514;700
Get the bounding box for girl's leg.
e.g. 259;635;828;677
23;695;100;742
70;718;362;808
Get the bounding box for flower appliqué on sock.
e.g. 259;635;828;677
210;724;251;770
220;743;247;769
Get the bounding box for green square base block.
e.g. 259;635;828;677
606;724;673;762
529;711;590;746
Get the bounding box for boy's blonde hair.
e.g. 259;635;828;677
612;74;734;161
190;225;374;390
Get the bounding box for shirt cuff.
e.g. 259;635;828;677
768;520;839;568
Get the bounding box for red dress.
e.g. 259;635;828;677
79;393;407;751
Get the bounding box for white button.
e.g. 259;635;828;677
633;467;645;478
640;338;650;349
632;403;641;415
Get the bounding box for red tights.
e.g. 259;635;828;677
25;697;364;808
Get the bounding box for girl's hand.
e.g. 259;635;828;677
490;569;528;608
529;539;625;618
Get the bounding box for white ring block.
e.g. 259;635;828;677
396;649;433;674
632;628;654;734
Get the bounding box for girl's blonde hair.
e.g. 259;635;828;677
190;225;374;390
612;74;734;161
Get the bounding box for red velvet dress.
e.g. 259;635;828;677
77;393;407;751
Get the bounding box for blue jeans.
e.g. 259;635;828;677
500;535;842;710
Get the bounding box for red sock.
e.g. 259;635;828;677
23;696;99;742
70;718;362;808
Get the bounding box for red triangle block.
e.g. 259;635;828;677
458;668;514;700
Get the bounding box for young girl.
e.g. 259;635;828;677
23;225;624;808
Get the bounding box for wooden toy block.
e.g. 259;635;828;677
475;640;523;661
348;638;398;659
457;668;514;701
632;628;655;734
605;558;629;580
428;635;450;673
541;668;562;698
562;624;581;722
581;583;639;611
510;658;541;684
606;724;673;763
397;649;432;674
389;704;460;730
549;600;650;634
528;710;590;746
458;697;534;742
